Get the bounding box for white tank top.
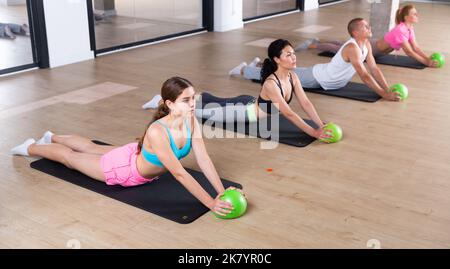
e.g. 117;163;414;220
312;38;368;90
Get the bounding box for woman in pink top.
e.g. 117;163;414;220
299;5;439;68
375;4;438;67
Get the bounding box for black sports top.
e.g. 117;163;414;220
257;72;294;114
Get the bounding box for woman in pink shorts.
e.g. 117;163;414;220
299;5;439;68
11;77;241;217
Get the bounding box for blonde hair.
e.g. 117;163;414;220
396;5;415;25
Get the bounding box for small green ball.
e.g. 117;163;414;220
320;122;343;143
214;189;247;219
390;83;409;100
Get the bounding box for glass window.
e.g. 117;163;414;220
243;0;297;20
0;0;34;72
92;0;203;51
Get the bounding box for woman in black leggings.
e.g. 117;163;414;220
196;39;330;140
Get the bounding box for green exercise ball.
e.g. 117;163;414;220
431;52;445;68
214;189;247;219
320;122;343;143
390;83;409;100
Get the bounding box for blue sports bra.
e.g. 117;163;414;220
141;119;192;167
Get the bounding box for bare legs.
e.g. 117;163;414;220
27;134;117;182
51;134;116;155
28;143;105;181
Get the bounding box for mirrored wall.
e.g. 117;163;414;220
91;0;205;53
243;0;298;20
0;0;35;74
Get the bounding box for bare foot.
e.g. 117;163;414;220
308;43;318;49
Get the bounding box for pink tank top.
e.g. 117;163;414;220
384;22;415;50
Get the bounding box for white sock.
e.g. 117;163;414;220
142;94;162;110
36;130;54;145
10;138;36;156
249;57;261;67
228;62;247;76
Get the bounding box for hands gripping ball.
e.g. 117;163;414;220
431;52;445;68
390;83;409;100
214;189;247;219
320;122;343;143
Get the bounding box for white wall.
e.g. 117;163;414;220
43;0;94;68
214;0;243;32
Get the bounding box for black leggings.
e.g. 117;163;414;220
195;92;256;122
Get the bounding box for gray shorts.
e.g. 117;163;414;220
294;67;321;89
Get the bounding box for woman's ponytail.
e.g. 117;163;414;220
260;58;278;85
260;39;293;85
137;77;193;153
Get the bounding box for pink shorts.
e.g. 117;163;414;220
100;142;158;187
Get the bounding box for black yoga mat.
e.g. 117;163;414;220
302;82;381;102
200;115;318;147
318;51;427;69
30;140;242;224
250;79;381;102
317;51;337;58
375;54;427;69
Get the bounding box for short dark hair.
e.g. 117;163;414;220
347;18;364;37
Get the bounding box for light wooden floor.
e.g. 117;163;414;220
1;0;450;248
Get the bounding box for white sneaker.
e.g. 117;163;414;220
142;94;162;110
249;57;261;67
228;62;247;76
36;130;54;145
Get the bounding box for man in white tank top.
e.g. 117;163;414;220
313;18;400;101
231;18;400;101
